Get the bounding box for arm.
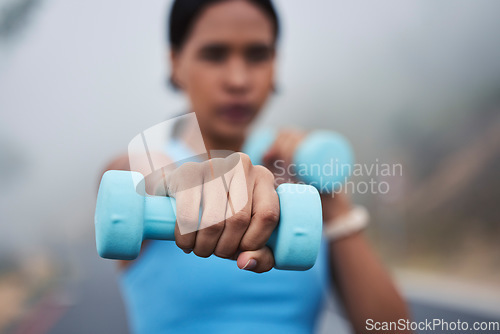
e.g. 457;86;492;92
262;130;410;333
323;193;410;334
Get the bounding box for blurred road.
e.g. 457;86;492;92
48;240;129;334
15;239;497;334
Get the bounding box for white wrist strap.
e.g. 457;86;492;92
323;205;370;241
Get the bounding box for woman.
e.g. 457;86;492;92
105;0;409;333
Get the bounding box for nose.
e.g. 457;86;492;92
223;57;250;95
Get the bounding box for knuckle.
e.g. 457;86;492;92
203;158;224;178
169;163;204;192
256;209;280;227
254;165;274;180
175;162;200;176
239;237;261;252
202;221;225;235
227;211;251;230
236;152;251;165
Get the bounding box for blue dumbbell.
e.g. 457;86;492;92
243;129;353;193
95;170;322;271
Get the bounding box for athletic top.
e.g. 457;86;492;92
119;139;331;334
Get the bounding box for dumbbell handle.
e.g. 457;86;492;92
142;196;176;240
141;193;280;247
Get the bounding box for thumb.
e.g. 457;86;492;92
237;247;275;273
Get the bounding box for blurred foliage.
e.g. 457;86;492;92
0;0;41;43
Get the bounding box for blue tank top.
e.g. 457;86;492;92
119;139;331;334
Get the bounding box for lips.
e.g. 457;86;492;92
217;103;254;124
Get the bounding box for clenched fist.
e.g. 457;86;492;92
159;152;280;273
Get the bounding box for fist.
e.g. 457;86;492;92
161;152;280;273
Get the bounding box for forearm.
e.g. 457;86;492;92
329;232;410;333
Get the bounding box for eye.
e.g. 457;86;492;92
199;44;229;63
245;45;273;64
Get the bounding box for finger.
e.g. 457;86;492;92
214;157;252;258
262;130;299;167
237;247;275;273
239;166;279;251
193;163;228;257
171;179;203;253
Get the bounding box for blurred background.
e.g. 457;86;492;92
0;0;499;333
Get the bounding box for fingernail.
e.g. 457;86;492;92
183;249;192;254
242;259;257;270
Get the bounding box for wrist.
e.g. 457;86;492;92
320;193;352;223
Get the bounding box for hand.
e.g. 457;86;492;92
163;152;280;273
261;129;306;185
262;129;353;224
262;129;306;167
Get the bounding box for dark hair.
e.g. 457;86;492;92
168;0;280;51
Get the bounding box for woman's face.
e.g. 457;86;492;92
171;0;276;140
